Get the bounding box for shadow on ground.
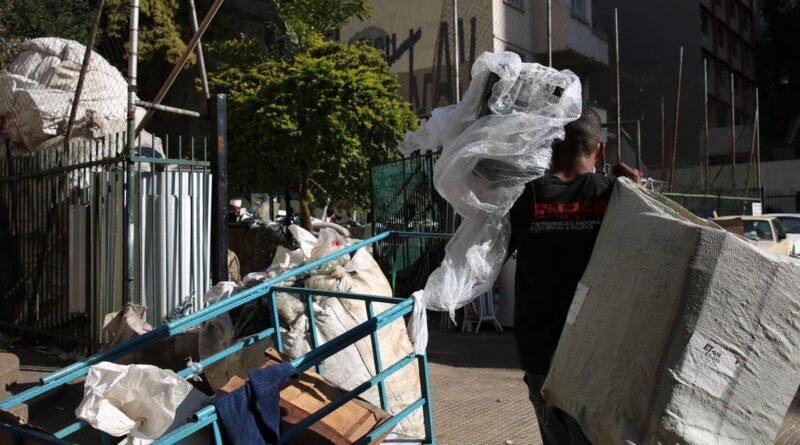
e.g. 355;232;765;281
427;328;521;370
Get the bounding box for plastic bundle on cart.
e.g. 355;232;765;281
399;52;582;349
543;178;800;444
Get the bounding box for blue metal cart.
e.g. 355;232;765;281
0;231;448;444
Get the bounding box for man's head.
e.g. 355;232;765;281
552;109;604;173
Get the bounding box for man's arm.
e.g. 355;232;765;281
612;162;641;184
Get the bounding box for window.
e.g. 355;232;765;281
718;66;729;89
729;0;737;21
505;0;525;10
743;220;775;241
743;14;750;32
731;36;739;58
701;7;711;35
718;24;726;48
743;47;751;66
571;0;587;20
777;217;800;234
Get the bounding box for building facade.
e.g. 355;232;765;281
339;0;609;117
592;0;760;184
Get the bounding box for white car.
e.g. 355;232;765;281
766;213;800;256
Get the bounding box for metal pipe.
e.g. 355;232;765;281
660;96;665;181
65;0;105;147
136;0;225;134
703;58;710;190
187;0;210;99
126;0;140;305
669;47;683;192
614;8;622;163
453;0;460;103
746;111;758;192
730;71;736;189
755;87;761;188
547;0;552;67
636;120;641;173
135;99;201;118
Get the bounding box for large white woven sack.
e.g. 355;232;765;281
543;178;800;445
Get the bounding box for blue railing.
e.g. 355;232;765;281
0;231;442;444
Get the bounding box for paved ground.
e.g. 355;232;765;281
427;330;541;445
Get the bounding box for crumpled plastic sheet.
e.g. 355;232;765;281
398;52;582;353
75;362;193;444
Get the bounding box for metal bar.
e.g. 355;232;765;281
187;0;210;99
5;231;395;406
703;58;710;190
0;157;122;183
393;231;453;239
418;353;436;444
366;301;388;411
636;120;642;173
305;294;323;375
663;193;759;201
126;0;140;305
131;157;210;167
135;0;225;134
176;327;275;378
54;420;89;439
669;46;684;192
135;100;201;118
453;0;460;103
352;398;428;445
730;71;736;189
154;413;217;445
755;88;761;188
0;422;72;444
65;0;105;146
546;0;552;67
269;290;284;354
279;353;418;444
271;286;405;304
209;94;228;283
614;8;622;164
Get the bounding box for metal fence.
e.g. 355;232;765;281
763;190;799;214
0;132;214;348
371;153;451;297
662;189;762;219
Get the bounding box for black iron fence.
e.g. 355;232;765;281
0;130;221;349
763;190;799;214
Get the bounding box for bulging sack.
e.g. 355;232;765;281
543;178;800;445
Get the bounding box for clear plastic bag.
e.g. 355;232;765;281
399;52;582;342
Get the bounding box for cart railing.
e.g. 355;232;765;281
0;231;446;445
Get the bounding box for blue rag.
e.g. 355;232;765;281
212;362;299;444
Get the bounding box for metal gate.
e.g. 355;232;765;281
0;132;216;348
764;190;799;214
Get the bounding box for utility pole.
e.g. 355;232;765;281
661;96;666;181
669;47;684;192
614;8;622;163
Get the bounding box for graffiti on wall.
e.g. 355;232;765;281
349;17;480;115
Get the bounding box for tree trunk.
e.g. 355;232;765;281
298;179;313;231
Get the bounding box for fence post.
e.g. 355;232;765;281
209;94;228;284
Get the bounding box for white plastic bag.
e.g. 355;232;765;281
75;362;193;443
399;52;582;348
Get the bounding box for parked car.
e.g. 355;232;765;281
766;213;800;257
712;215;795;256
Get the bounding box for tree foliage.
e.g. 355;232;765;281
208;35;417;229
270;0;370;51
104;0;191;65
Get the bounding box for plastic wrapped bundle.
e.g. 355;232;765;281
400;52;582;348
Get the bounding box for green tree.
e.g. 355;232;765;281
208;35;417;230
271;0;370;50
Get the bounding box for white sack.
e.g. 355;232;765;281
543;178;800;445
75;362;193;443
398;52;582;346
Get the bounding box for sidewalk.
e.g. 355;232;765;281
427;329;542;445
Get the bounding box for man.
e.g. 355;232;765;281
508;109;639;444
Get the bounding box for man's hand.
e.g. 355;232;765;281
612;162;641;184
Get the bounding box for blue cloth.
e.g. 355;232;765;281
212;362;299;445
